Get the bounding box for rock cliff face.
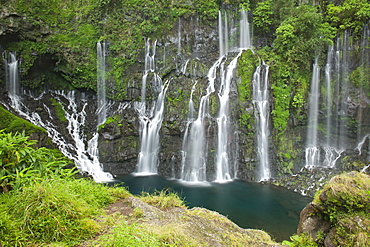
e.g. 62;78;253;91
0;3;369;193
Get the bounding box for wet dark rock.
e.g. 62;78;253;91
297;202;330;240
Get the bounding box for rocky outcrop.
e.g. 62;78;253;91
91;195;284;247
297;171;370;246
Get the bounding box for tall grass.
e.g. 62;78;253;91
0;178;128;246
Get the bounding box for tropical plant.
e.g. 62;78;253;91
0;130;74;192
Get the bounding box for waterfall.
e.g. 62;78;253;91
325;46;333;148
50;91;113;182
323;46;343;168
357;23;370;144
181;10;251;182
180;57;223;182
215;52;243;181
177;18;181;55
305;59;320;168
240;11;251;49
3;51;21;110
136;39;169;175
181;81;208;182
253;63;271;181
97;41;107;126
3;89;113;182
337;31;350;151
218;10;232;57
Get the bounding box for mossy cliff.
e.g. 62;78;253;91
0;1;370;188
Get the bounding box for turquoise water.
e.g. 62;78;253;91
111;174;311;242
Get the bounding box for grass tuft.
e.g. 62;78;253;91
0;178;128;246
140;189;186;209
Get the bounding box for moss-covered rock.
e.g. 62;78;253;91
297;171;370;247
0;105;55;149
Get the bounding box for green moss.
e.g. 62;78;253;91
315;172;370;217
98;115;120;131
307;172;370;246
0;105;46;135
50;98;67;122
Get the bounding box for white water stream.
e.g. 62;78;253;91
136;39;170;175
253;63;271;181
97;41;107;126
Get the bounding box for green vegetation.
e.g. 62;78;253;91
237;49;257;130
0;131;71;192
0;130;277;247
0;105;46;135
326;0;370;35
283;172;370;247
50;98;67;122
282;234;318;247
140;189;186;209
0;178;125;246
237;49;257;102
2;0;233;99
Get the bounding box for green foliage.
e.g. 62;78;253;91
193;0;219;20
253;0;273;33
0;178;122;246
326;0;370;35
271;80;291;132
282;234;318;247
0;131;73;192
350;64;370;97
237;49;257;101
274;5;335;69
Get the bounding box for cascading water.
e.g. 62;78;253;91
215;52;243;181
180;58;222;181
181;10;251;182
305;59;320;169
337;31;350;151
304;31;360;169
180;81;208;182
357;23;370;145
97;41;107;126
252;63;271;181
136;39;169;174
2;54;112;181
218;11;227;57
3;89;113;182
322;46;343;168
240;11;251;49
57;91;113;182
3;51;21;110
